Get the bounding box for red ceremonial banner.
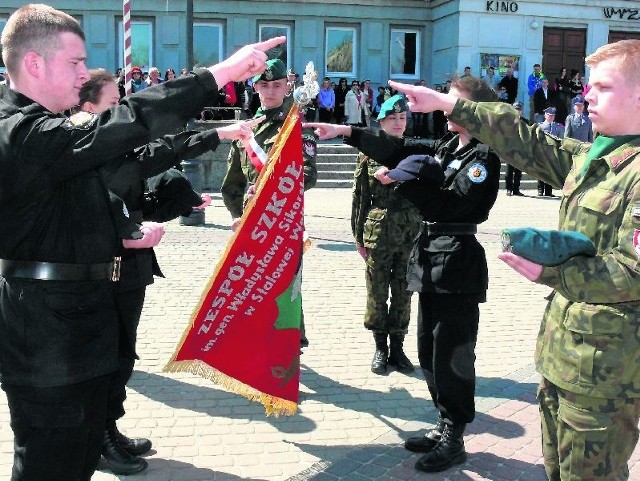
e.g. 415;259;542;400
165;115;305;416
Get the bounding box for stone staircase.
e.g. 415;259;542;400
315;140;540;191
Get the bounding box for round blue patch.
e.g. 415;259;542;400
467;163;488;183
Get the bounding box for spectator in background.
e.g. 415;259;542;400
362;79;374;115
345;80;364;126
317;77;335;123
534;107;563;197
498;86;509;102
334;77;349;124
432;84;447;138
482;66;499;92
555;67;570;113
164;68;176;82
533;78;557;124
462;66;472;77
147;67;162;86
220;81;237;119
372;86;385;119
505;102;527;196
412;80;426;138
179;68;189;77
568;68;584;99
564;95;593;142
527;63;545;122
116;67;126;98
130;66;147;92
360;80;372;126
498;65;518;104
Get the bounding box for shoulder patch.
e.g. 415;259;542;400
467;163;488;183
62;111;98;131
610;148;635;168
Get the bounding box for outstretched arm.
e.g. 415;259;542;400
208;37;286;87
388;80;457;114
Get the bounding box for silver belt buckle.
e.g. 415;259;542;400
111;256;121;282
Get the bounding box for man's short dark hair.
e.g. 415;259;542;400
1;4;85;78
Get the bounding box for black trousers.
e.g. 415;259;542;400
538;180;553;196
318;107;332;123
505;164;522;193
417;293;479;425
107;286;146;421
3;375;111;481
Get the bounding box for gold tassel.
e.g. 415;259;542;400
163;360;297;417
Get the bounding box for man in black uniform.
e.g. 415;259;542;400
0;5;283;480
306;76;500;474
78;68;266;475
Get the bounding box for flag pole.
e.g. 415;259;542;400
123;0;132;95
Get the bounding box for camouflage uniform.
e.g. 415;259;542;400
221;97;317;218
351;153;421;335
449;99;640;480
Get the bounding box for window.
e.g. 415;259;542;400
117;19;153;70
259;24;290;68
390;28;420;79
193;22;223;68
325;27;356;77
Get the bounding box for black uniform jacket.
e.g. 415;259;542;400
105;128;222;291
347;128;500;300
0;70;219;387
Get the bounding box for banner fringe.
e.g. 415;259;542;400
163;360;297;417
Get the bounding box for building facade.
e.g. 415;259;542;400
1;0;639;117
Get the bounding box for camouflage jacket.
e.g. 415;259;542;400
220;99;318;218
450;99;640;398
351;153;421;250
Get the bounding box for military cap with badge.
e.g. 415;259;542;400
377;94;408;121
253;58;287;83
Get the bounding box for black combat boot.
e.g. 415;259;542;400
98;426;148;475
108;420;152;456
404;415;445;453
414;422;467;473
371;332;389;374
387;334;414;373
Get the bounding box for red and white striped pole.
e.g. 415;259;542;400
123;0;132;95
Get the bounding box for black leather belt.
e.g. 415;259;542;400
0;257;122;281
423;222;477;236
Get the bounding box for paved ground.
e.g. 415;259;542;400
1;188;639;480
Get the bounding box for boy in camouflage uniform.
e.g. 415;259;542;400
351;95;421;375
221;58;317;347
388;39;640;481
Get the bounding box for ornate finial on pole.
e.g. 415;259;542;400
292;62;319;107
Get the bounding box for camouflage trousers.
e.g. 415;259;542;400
363;247;412;335
538;377;640;481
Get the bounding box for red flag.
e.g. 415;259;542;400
165;117;305;416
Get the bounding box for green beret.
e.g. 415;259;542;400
501;228;596;266
377;94;408;121
252;58;287;83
